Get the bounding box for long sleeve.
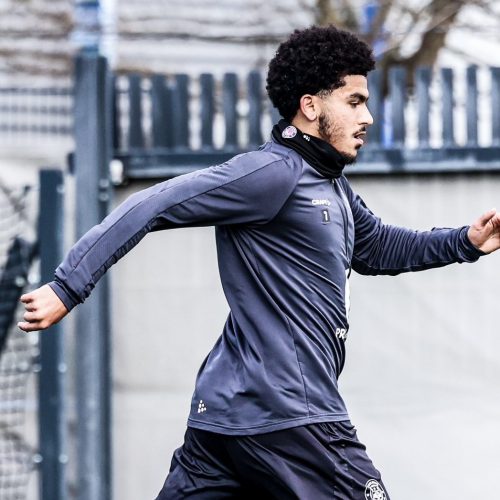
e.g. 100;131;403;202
339;178;485;276
49;150;301;311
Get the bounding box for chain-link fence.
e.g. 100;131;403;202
0;182;38;499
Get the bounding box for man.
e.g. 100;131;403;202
18;26;500;499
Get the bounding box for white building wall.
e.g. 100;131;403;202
111;173;500;500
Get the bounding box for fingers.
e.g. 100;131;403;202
18;310;44;332
18;294;39;331
17;284;68;333
18;287;46;332
23;312;36;322
20;292;34;304
18;290;42;331
476;208;497;228
17;320;43;333
17;321;30;332
491;211;500;227
18;313;51;332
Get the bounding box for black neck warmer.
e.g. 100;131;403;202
271;119;346;179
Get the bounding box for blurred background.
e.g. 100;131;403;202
1;1;500;499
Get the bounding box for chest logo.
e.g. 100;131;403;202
321;209;331;224
311;199;331;206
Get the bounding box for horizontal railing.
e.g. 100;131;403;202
113;71;274;152
112;66;500;178
3;64;500;176
366;66;500;148
0;87;73;141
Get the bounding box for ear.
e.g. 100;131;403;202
298;94;321;122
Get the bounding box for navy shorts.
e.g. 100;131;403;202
155;421;390;499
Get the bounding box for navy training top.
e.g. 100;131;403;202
49;140;483;435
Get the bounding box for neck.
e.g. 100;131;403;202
271;119;346;179
291;116;320;141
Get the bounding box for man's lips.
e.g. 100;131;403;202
353;131;366;146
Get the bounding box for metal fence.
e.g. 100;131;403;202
0;172;66;500
2;66;500;176
0;87;73;145
0;183;38;500
108;65;500;178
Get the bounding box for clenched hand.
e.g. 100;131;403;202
468;209;500;254
17;284;68;332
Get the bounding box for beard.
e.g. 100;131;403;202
318;111;357;165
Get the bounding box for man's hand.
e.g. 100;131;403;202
468;209;500;254
17;284;68;332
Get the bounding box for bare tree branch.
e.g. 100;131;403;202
338;0;359;32
365;0;393;45
445;44;490;64
314;0;342;25
402;0;467;69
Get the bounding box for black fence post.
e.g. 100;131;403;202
491;67;500;147
466;65;478;146
441;68;455;147
38;169;66;500
73;52;113;500
247;71;263;147
173;74;190;149
128;74;145;149
151;74;168;148
223;73;238;149
389;66;406;147
367;69;383;147
200;73;215;150
416;67;431;148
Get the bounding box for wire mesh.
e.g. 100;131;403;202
0;182;38;499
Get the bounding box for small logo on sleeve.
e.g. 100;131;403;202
197;400;207;414
364;479;387;500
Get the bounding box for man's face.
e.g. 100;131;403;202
317;75;373;163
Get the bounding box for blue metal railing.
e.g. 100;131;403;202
4;63;500;176
110;65;500;178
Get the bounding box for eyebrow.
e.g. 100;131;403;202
348;92;369;103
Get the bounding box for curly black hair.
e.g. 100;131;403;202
266;25;375;121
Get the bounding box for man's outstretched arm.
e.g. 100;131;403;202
341;179;497;275
17;150;301;333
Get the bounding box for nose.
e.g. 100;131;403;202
361;105;373;126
